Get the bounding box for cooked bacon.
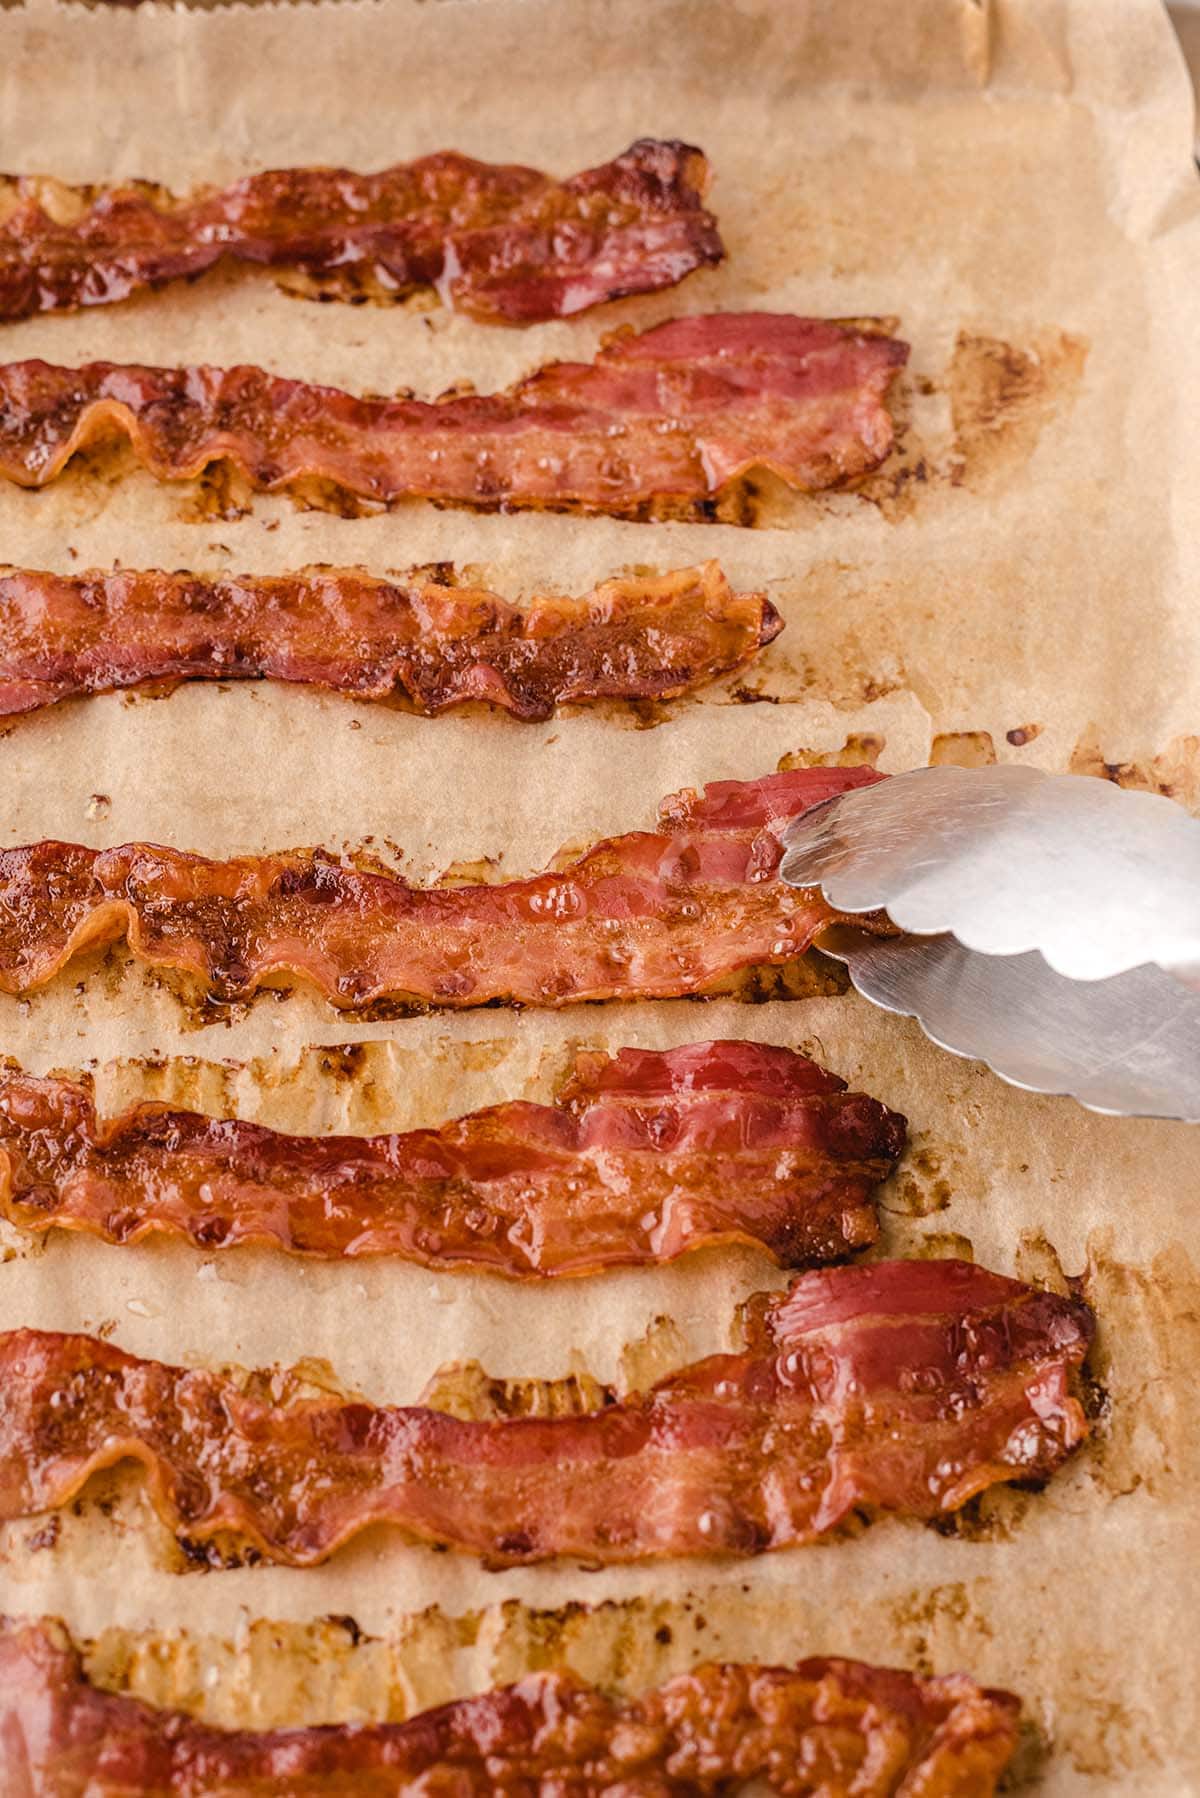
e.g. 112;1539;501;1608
0;141;724;325
0;766;890;1009
0;561;780;720
0;1041;905;1275
0;1620;1021;1798
0;314;908;510
0;1260;1093;1567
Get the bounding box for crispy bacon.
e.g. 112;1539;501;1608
0;141;724;325
0;1041;905;1275
0;315;908;511
0;766;890;1009
0;1260;1093;1567
0;561;780;721
0;1620;1021;1798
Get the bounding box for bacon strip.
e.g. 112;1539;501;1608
0;561;780;721
0;141;724;325
0;766;891;1009
0;1621;1021;1798
0;314;908;511
0;1041;906;1275
0;1260;1093;1567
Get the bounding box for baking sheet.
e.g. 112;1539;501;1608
0;0;1198;1789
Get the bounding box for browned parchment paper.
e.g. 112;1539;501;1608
0;0;1198;1790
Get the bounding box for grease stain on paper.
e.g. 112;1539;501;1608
947;330;1088;492
777;733;886;770
1070;727;1200;814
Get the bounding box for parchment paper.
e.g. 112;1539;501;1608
0;0;1198;1790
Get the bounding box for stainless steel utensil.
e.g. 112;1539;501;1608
779;763;1200;1120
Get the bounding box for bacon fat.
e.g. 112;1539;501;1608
0;766;890;1009
0;560;780;721
0;1260;1093;1567
0;315;908;510
0;141;724;324
0;1619;1021;1797
0;1040;906;1274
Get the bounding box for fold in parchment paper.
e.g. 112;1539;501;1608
0;0;1198;1792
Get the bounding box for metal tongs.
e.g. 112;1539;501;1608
779;764;1200;1122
